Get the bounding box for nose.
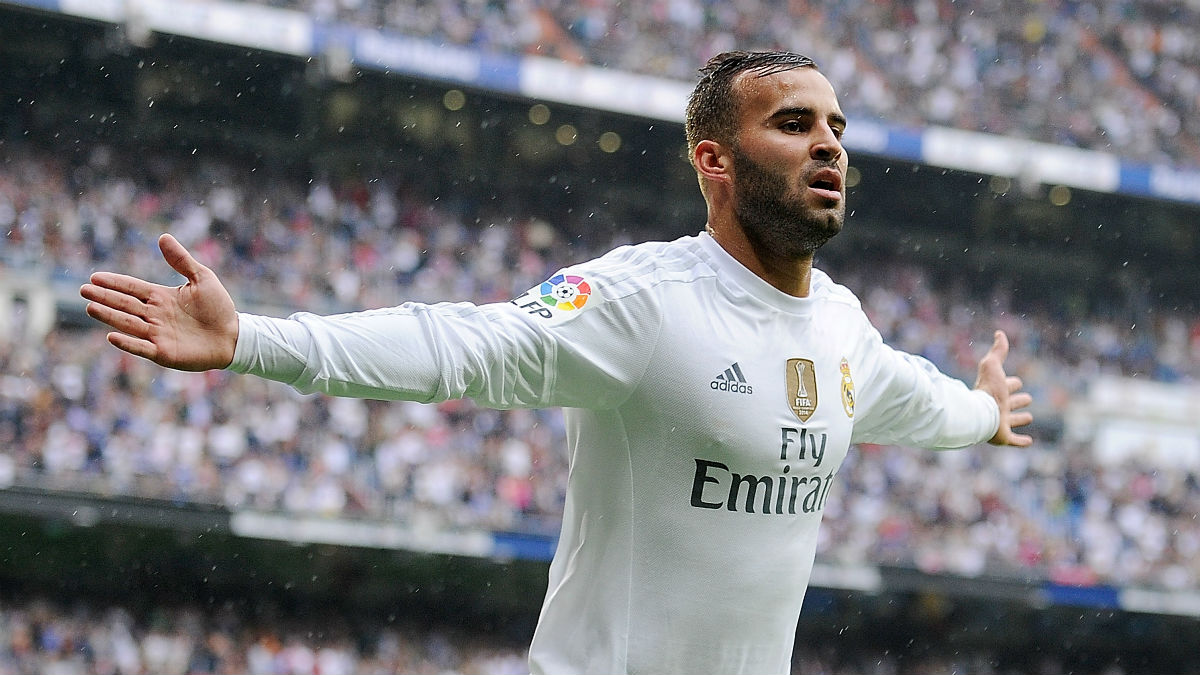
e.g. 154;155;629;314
811;124;843;162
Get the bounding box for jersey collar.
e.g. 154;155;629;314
697;231;818;316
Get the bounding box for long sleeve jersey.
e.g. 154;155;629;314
229;231;999;675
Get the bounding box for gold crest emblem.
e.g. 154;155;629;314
785;358;818;422
840;358;855;418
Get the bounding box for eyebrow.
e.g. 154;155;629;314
770;106;848;130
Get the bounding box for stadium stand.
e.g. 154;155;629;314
0;139;1198;593
0;594;530;674
243;0;1200;169
2;591;1179;674
1;1;1200;673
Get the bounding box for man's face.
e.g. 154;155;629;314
728;67;849;259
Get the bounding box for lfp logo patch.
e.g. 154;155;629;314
540;274;591;311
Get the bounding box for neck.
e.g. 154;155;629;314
706;222;815;297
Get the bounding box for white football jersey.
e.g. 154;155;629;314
230;231;998;675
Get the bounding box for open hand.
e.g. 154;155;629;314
80;234;239;371
975;330;1034;447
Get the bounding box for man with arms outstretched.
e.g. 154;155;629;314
81;51;1033;675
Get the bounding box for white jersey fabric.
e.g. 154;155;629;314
230;231;998;675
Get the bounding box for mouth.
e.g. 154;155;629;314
807;168;843;202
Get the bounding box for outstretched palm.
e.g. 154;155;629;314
80;234;239;371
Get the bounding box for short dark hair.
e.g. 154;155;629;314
685;51;819;158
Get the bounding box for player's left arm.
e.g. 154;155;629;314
973;330;1034;447
849;318;1026;450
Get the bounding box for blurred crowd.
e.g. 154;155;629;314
247;0;1200;170
1;139;1200;598
0;594;1158;675
0;596;529;675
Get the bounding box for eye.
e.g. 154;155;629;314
780;119;804;133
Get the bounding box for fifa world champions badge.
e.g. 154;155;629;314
840;357;855;418
786;358;818;423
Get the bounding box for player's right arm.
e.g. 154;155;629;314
82;232;653;410
229;259;655;410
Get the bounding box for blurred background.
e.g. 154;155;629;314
0;0;1199;673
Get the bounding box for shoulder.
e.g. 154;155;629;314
809;268;891;360
561;234;717;301
809;267;866;313
508;235;711;325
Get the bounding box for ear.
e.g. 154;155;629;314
693;139;733;186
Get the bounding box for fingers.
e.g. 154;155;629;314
80;282;149;320
1007;375;1023;394
85;299;150;338
106;331;158;362
1000;385;1034;448
82;287;160;360
988;329;1009;360
158;233;206;284
1008;410;1034;428
86;234;202;292
85;271;158;303
979;328;1036;448
1005;432;1034;448
1009;391;1033;411
80;277;165;339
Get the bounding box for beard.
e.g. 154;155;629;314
731;146;845;259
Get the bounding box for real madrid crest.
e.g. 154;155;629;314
785;358;818;422
839;357;855;418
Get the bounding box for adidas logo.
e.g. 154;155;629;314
710;362;753;394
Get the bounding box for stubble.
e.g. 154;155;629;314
731;147;845;260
